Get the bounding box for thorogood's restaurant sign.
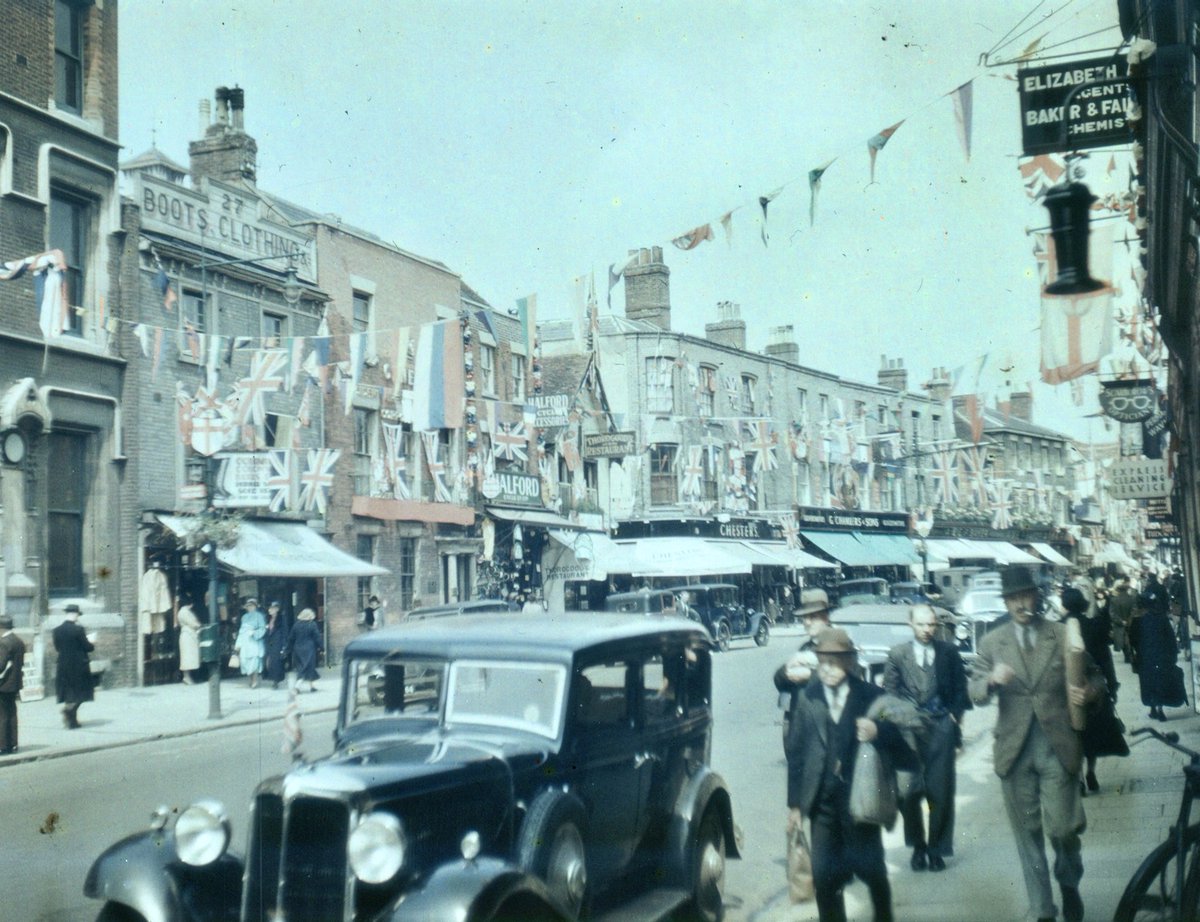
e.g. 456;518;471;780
583;431;636;459
1018;57;1131;155
1108;458;1172;500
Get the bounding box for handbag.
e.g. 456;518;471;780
849;741;899;829
227;652;240;670
786;824;814;903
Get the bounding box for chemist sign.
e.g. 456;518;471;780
1018;57;1132;156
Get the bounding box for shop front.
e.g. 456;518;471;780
796;507;920;584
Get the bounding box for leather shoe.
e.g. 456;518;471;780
1062;885;1084;922
928;854;946;872
910;849;928;871
1086;770;1099;792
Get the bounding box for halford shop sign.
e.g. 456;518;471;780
1098;379;1156;423
530;394;570;428
1107;458;1172;499
583;431;637;459
481;471;542;507
1018;57;1131;155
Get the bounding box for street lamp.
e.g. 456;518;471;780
913;509;934;586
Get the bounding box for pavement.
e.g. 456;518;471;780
0;674;340;766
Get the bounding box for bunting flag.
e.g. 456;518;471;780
951;81;973;162
779;513;800;549
1017;33;1047;61
867;121;904;183
1;250;70;338
672;223;714;251
296;382;312;428
1040;225;1115;385
305;313;332;388
233;350;287;427
133;323;152;357
267;450;293;512
679;445;705;499
743;420;778;470
719;210;734;246
493;420;528;461
950;354;989;444
956;445;989;507
1019;154;1065;200
989;479;1013;530
345;331;367;414
183;321;202;363
381;422;411;499
758;189;781;246
286;336;306;392
420;430;452;502
154;266;177;312
175;384;194;448
299;448;339;513
929;448;959;505
412;320;465;430
808;159;835;226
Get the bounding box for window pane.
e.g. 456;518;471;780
352;292;370;333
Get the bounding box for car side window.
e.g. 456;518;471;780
642;653;677;723
576;662;630;727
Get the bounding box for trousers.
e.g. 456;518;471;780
0;691;17;751
900;713;958;856
810;785;893;922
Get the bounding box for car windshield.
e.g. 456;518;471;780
843;622;916;650
960;591;1006;615
344;655;568;740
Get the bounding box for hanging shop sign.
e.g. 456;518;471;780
529;394;570;428
1098;379;1156;423
583;431;637;459
480;470;543;507
213;452;274;508
1108;457;1172;499
795;506;910;533
1018;57;1131;156
1145;496;1173;521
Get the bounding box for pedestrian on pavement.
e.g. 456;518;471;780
263;601;289;689
234;598;267;689
969;567;1105;922
53;603;96;729
766;593;781;626
176;594;202;685
785;628;916;922
1130;582;1183;721
1060;586;1128;793
287;608;323;692
0;613;26;754
1109;578;1136;662
774;588;834;741
883;603;971;873
361;594;383;630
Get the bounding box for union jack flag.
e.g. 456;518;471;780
233;350;287;427
956;446;988;507
493;421;528;462
989;479;1013;530
299;448;340;514
381;423;411;500
778;513;800;549
267;450;293;512
928;448;958;505
679;445;704;499
742;421;778;471
421;431;452;502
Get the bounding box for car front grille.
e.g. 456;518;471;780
244;793;352;922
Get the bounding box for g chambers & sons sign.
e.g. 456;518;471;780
132;173;317;284
1018;57;1132;156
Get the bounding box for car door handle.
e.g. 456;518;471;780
634;752;659;768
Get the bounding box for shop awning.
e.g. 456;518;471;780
721;540;838;570
856;534;923;566
612;537;753;578
487;507;594;531
1030;542;1072;567
546;530;641;581
800;531;877;567
1092;540;1139;569
158;515;388;578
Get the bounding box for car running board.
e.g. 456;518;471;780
593;886;689;922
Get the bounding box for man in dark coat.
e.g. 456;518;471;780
774;588;833;742
262;601;289;689
785;628;915;922
969;568;1105;922
0;613;26;754
883;604;971;872
53;603;95;729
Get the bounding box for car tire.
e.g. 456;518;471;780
754;620;769;647
95;904;145;922
687;809;727;922
517;791;589;920
714;621;732;652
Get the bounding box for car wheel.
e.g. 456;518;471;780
715;621;732;652
517;791;588;919
95;904;146;922
754;620;769;647
688;810;726;922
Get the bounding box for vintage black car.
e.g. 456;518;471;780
85;614;739;922
603;589;679;616
834;603;961;684
664;583;769;652
406;598;519;620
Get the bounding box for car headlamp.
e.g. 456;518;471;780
348;812;406;883
954;622;970;640
174;799;231;866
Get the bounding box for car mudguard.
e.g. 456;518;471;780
84;829;243;922
662;767;740;887
386;857;568;922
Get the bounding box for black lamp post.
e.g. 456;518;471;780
1042;167;1104;296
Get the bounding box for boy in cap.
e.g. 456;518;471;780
785;628;914;922
969;567;1105;922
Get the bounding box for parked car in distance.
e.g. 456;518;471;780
934;566;986;608
954;587;1009;659
86;613;740;922
406;598;519;620
604;589;679;616
967;570;1003;592
834;577;890;606
665;583;770;651
833;603;960;684
889;581;942;605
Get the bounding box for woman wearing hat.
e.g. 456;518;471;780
234;599;267;688
287;608;323;693
784;627;916;922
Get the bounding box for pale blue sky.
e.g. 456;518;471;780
119;1;1130;439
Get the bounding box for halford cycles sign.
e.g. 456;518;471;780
1018;57;1131;155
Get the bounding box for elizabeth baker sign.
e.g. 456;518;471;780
1019;57;1131;155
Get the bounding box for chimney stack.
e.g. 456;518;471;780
189;86;258;184
622;247;671;329
764;324;799;364
1009;391;1033;421
924;366;952;403
878;356;908;392
705;301;746;351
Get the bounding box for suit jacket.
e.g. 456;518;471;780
968;618;1104;777
0;632;25;694
785;674;915;815
883;639;972;722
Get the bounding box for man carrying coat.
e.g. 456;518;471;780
884;603;971;872
969;567;1104;922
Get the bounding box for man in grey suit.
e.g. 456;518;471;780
884;604;971;872
969;567;1104;922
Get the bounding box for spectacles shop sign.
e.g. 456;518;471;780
1108;458;1172;499
1018;58;1131;156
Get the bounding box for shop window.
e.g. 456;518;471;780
55;0;83;114
48;430;90;595
480;344;497;396
398;537;417;609
356;534;376;612
49;188;89;336
352;290;371;334
650;444;678;506
645;357;674;414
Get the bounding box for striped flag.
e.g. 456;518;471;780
281;689;303;761
267;450;293;512
867;121;904;183
412;321;465;430
420;431;452;502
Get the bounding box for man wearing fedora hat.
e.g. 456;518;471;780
775;588;834;740
785;627;915;922
0;613;25;754
969;567;1105;922
53;604;96;729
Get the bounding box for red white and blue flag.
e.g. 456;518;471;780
493;420;528;462
420;431;452;502
929;448;958;505
299;448;340;513
382;422;411;500
233;350;287;427
2;249;69;337
989;479;1013;531
743;421;778;471
267;450;293;512
413;321;465;430
956;446;988;507
679;445;704;499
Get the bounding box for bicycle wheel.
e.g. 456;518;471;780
1114;824;1200;922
